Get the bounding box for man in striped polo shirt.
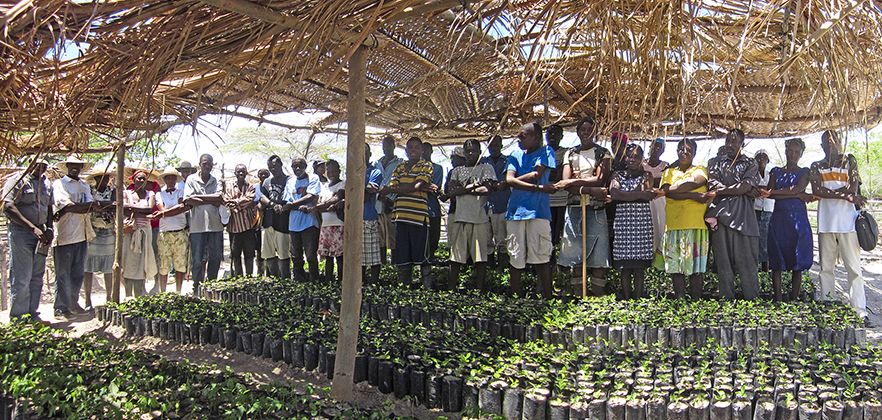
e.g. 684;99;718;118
809;130;870;325
379;136;438;289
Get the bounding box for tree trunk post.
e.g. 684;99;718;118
0;221;8;311
112;143;126;303
331;44;367;402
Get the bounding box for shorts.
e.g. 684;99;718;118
378;213;396;250
506;219;552;269
450;222;491;264
363;220;381;266
394;222;429;266
318;225;344;258
157;230;189;275
261;227;291;259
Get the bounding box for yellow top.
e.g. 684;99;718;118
661;165;708;231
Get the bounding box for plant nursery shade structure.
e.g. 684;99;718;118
3;0;882;404
2;0;882;151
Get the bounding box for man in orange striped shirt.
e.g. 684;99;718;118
809;130;869;325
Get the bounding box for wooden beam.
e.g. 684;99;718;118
331;44;367;402
198;0;384;48
214;109;349;134
111;143;125;303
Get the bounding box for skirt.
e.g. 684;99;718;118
660;228;709;276
318;225;344;258
558;206;610;268
85;228;115;274
122;225;158;280
768;209;813;271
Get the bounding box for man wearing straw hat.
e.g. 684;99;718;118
52;155;101;319
3;158;53;324
149;167;189;293
176;161;197;191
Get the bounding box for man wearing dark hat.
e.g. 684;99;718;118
3;158;53;324
313;160;328;184
176;161;197;191
52;155;102;318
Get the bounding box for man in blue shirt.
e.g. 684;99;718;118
506;123;557;298
283;158;321;282
422;141;444;263
481;135;511;269
372;136;403;264
363;146;384;284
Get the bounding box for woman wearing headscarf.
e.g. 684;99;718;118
122;171;157;297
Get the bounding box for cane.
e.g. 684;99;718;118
581;193;587;299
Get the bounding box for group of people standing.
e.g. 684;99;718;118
2;123;871;327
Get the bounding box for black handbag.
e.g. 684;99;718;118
855;208;878;251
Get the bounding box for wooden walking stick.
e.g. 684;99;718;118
581;193;587;299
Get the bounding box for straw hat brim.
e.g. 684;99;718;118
158;171;184;183
123;166;161;184
56;160;93;174
84;169;116;184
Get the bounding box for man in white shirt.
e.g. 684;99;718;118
809;130;871;325
150;167;189;293
183;154;224;293
51;155;100;319
754;150;775;272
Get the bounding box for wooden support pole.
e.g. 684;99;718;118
331;44;367;402
112;143;126;303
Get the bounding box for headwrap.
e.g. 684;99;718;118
128;170;148;182
611;132;628;144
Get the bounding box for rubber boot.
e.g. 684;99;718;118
279;259;292;281
397;265;412;287
420;264;433;290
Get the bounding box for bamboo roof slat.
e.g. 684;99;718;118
3;0;882;150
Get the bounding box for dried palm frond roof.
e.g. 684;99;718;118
2;0;882;152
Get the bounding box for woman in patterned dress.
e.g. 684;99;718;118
314;160;345;283
609;145;659;299
767;138;816;301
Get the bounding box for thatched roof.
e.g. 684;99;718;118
3;0;882;150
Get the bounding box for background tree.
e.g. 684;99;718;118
221;126;346;166
847;132;882;200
